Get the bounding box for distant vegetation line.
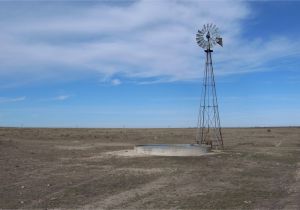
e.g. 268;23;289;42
0;126;299;129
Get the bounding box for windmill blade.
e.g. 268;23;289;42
211;26;216;34
215;28;220;36
212;24;217;31
203;41;208;47
196;33;202;38
198;39;204;45
200;40;206;48
196;36;203;41
197;31;203;37
197;39;204;44
197;39;203;45
198;37;207;48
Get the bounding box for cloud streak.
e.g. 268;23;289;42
0;96;26;103
53;95;70;101
40;95;71;101
0;1;299;86
111;78;121;86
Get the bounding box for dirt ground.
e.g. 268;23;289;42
0;127;299;209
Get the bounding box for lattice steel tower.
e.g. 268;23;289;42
196;23;224;149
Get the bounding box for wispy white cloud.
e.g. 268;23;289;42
0;1;299;86
111;78;121;86
0;96;26;103
52;95;71;101
41;95;71;101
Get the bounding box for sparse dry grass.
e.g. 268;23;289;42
0;127;299;209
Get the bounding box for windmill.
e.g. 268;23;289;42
196;23;223;149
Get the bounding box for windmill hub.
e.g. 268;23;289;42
206;32;210;40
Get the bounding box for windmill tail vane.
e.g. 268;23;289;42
216;37;223;47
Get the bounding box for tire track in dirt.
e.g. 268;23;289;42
23;176;106;208
23;167;168;209
82;176;172;209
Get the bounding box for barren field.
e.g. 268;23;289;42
0;127;299;209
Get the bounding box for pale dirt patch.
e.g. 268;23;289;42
56;142;132;150
105;149;149;157
274;140;282;147
56;145;92;150
77;149;149;161
114;167;168;175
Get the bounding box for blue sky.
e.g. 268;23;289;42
0;0;300;128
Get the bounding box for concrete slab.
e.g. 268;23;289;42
134;144;211;156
